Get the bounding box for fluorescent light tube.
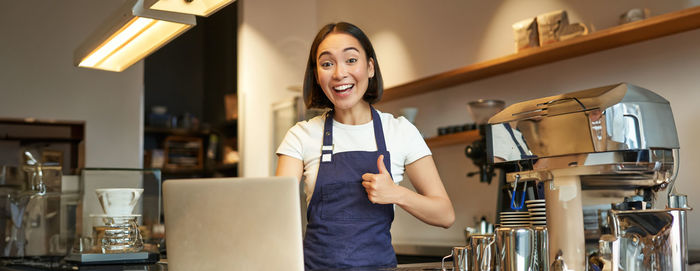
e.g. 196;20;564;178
145;0;235;17
74;0;196;72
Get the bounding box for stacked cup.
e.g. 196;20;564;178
526;199;546;227
499;211;530;227
90;188;144;253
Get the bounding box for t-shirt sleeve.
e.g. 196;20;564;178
491;123;518;161
276;124;304;160
398;117;432;165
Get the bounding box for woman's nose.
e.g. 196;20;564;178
332;64;347;79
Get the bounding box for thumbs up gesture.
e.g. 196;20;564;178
362;154;402;204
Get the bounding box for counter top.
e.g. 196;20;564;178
6;249;700;271
0;260;445;271
311;262;444;271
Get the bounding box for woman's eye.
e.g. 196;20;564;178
320;61;333;68
347;58;358;64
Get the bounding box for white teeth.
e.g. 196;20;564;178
333;84;353;91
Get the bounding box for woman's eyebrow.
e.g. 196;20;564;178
343;47;360;53
317;47;361;59
318;51;331;59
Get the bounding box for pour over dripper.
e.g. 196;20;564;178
96;188;144;216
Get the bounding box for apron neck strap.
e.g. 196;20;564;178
370;106;388;153
322;106;388;153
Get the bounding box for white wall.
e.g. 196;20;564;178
237;0;316;176
316;0;700;249
0;0;143;168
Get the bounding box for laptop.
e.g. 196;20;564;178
163;177;304;271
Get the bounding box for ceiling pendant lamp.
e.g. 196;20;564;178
74;0;196;72
144;0;236;17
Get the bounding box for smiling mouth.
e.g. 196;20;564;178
333;84;354;93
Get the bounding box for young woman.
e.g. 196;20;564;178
276;22;455;270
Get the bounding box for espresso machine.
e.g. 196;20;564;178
485;83;690;270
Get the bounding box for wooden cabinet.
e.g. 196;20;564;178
163;135;204;170
0;118;85;174
143;125;237;179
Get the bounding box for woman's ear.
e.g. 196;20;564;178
368;57;375;78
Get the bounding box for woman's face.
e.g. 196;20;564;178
315;32;375;111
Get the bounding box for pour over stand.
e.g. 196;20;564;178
66;189;159;265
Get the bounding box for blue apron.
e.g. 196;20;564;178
303;107;397;270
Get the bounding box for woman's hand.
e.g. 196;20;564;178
361;155;405;204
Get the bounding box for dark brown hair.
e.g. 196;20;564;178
303;22;384;109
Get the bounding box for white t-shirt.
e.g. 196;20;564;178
491;123;533;161
276;110;431;205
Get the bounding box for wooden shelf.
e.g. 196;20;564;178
1;136;83;143
162;167;205;173
381;6;700;102
425;130;480;148
160;163;238;175
144;126;213;136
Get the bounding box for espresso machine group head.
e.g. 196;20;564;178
486;83;690;270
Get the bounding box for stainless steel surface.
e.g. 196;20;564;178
609;209;690;271
669;193;689;208
503;149;677;189
486;83;688;270
496;227;534;271
470;234;496;271
532;226;548;271
488;83;679;162
442;246;469;271
0;164;77;258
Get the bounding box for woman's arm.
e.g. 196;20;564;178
362;155;455;228
275;154;304;183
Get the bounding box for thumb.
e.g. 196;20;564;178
377;154;388;174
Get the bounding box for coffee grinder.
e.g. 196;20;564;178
465;99;506;184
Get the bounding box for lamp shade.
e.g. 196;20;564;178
74;0;196;72
144;0;236;17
